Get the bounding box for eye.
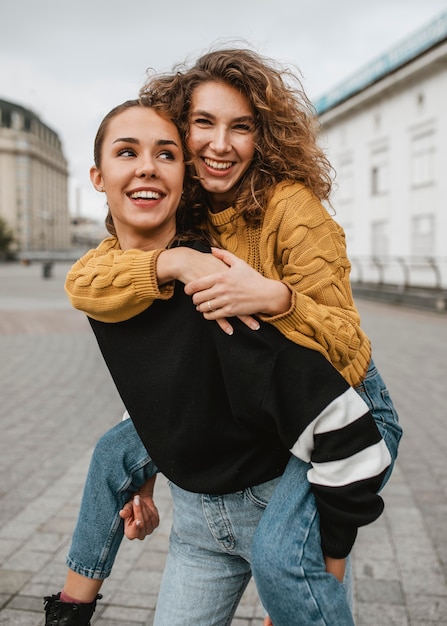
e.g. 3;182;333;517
193;117;213;127
117;148;136;157
158;150;176;161
233;122;254;133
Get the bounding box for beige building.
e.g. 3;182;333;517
317;11;447;289
0;98;70;253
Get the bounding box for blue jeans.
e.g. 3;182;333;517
250;357;401;623
251;457;354;626
154;465;354;626
66;419;157;579
354;357;402;488
154;479;278;625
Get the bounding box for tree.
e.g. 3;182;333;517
0;217;15;260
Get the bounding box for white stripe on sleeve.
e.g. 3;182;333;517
290;387;369;462
307;440;392;488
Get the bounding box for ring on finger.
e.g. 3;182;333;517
207;301;215;312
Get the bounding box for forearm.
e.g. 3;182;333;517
281;360;390;558
157;246;228;285
65;239;173;322
305;411;390;558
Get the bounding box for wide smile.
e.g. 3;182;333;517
202;157;234;172
128;189;164;200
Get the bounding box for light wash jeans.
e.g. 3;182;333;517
154;465;354;626
66;357;401;622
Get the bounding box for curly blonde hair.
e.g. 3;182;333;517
140;47;334;226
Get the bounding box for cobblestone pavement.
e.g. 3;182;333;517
0;261;446;625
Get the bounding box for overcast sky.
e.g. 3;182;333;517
2;0;447;219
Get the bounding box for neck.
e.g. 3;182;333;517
209;197;233;214
116;226;176;252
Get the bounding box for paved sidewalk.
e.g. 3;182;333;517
0;261;446;625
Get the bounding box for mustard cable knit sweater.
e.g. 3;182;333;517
65;182;371;387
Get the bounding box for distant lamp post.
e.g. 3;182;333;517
40;210;54;278
40;209;55;250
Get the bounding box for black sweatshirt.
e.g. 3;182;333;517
89;272;390;558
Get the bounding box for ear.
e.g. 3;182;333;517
90;166;105;192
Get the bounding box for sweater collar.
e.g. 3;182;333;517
207;205;236;227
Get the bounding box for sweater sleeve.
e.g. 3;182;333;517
263;342;390;559
291;386;390;558
64;237;174;322
259;184;371;386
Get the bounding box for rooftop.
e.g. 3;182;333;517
315;10;447;115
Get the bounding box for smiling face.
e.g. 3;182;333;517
91;106;184;250
187;81;256;213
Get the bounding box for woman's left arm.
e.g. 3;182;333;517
186;187;371;380
259;190;370;373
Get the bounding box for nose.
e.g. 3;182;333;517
135;155;158;179
209;126;231;154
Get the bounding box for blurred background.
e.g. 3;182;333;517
1;0;447;289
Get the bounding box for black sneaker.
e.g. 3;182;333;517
43;592;102;626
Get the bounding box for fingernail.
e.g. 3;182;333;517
136;520;141;526
134;495;140;505
226;329;234;336
251;323;260;331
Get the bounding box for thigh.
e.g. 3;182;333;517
251;457;354;624
355;357;402;486
252;456;322;572
252;458;354;586
154;484;254;626
155;538;251;626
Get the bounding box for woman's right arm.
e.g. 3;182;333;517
65;237;173;322
65;239;229;323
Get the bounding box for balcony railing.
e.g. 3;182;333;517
350;256;447;312
350;256;447;290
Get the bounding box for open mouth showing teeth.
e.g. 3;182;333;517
203;158;233;170
129;190;163;200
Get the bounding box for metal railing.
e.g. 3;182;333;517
350;256;447;291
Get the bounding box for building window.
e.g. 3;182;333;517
370;146;389;195
1;109;11;128
416;92;425;110
411;215;434;256
11;111;23;130
410;131;435;187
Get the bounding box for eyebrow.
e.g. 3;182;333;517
191;110;254;123
112;137;179;147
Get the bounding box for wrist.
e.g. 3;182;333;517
262;280;292;316
157;248;184;284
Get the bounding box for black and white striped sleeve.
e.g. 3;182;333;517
264;345;391;558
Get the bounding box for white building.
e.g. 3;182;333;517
0;98;70;253
317;11;447;289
